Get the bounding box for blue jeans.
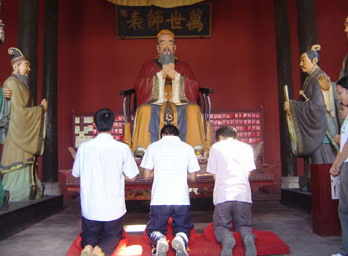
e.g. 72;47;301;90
146;205;193;247
339;164;348;256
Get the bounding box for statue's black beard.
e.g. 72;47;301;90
13;73;29;88
158;53;174;65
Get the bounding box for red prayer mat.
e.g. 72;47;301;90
67;223;289;256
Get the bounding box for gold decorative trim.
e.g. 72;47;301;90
105;0;204;8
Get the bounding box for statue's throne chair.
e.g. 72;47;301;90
120;87;213;155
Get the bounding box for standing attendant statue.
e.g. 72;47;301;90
284;45;338;163
284;45;338;190
0;47;47;201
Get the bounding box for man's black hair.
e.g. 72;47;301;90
337;76;348;90
215;126;237;141
160;124;179;137
94;108;114;132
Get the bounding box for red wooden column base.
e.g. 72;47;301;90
310;163;341;236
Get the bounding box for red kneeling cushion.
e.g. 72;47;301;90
66;230;129;256
202;222;290;255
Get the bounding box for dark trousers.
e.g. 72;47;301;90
81;215;124;256
146;205;193;247
213;201;254;243
338;164;348;256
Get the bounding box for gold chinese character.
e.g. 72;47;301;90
120;9;128;17
166;10;186;30
126;10;144;30
187;8;203;32
147;10;164;30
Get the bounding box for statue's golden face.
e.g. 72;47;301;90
157;33;176;55
299;53;316;74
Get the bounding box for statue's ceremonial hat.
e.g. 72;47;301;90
8;47;29;66
157;29;175;39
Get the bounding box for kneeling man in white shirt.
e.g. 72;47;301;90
141;124;200;256
207;126;257;256
73;108;139;256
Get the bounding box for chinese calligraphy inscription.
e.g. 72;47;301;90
116;3;211;39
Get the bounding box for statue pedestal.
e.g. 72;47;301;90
310;164;341;236
281;176;311;212
43;182;61;196
281;176;299;189
0;195;63;240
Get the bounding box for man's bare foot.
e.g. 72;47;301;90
91;246;105;256
80;244;93;256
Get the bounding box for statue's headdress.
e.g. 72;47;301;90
305;44;321;62
8;47;29;66
157;29;175;39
